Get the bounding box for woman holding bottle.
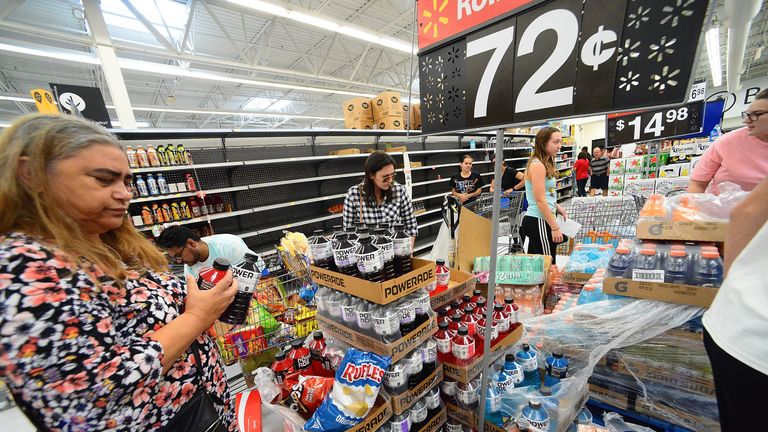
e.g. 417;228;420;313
520;127;569;263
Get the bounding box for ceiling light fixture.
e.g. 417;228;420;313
226;0;415;54
706;25;722;87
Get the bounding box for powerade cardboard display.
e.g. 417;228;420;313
388;364;443;414
446;402;507;432
430;269;475;311
441;324;524;383
311;258;435;305
416;406;446;432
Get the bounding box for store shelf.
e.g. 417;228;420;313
251;193;347;213
132;162;240;174
416;208;442;217
414;235;438;254
558;165;573;171
130;185;250;204
556;184;573;191
418;218;443;229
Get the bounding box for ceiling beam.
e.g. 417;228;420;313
317;33;336;76
349;43;372;81
366;48;384;84
179;0;197;54
201;0;244;53
120;0;178;54
278;19;316;74
0;0;24;20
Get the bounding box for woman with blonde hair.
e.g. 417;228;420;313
0;114;238;431
520;127;569;263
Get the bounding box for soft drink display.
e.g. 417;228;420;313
515;343;540;388
434;259;450;294
451;326;475;366
384;360;408;394
355;231;385;282
521;399;550;431
197;258;230;290
456;378;479;410
220;252;261;325
371;304;402;343
392;224;412;275
332;234;358;276
542;349;569;395
373;227;396;280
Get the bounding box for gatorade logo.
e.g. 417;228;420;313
648;223;664;236
347;104;354;111
362;102;370;109
614;281;629;293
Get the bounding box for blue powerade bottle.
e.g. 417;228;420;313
521;399;550;431
542;349;569;395
515;344;540;388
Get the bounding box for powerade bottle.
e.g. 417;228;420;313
605;246;635;278
542;349;569;395
309;229;336;270
373;227;396;280
330;225;343;241
409;289;431;328
332;233;357;276
435;259;451;293
485;381;506;427
355;230;384;282
220;253;261;325
515;343;540;388
344;226;358;243
696;250;724;287
393;223;412;276
665;249;689;285
502;353;524;390
410;399;428;431
521;399;550;431
384;359;408;395
197;258;230;290
405;349;423;390
135;175;149;197
146;174;160;196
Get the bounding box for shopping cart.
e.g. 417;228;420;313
556;195;642;255
465;191;525;253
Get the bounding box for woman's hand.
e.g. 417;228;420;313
184;272;238;328
559;207;568;220
551;227;563;243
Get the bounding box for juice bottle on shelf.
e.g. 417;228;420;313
165;145;177;165
170;201;182;221
136;146;149;167
451;326;476;366
434;259;450;294
433;321;453;362
220;253;261;325
160;203;172;222
176;144;188;164
188;197;201;218
460;306;478;336
696;250;724;287
156;145;167;166
147;145;160;167
372;227;395;280
605;246;635;278
185;173;197;192
179;200;191;219
392;223;412;276
157;174;169;195
151;204;164;224
197;258;230;290
664;249;690;285
140;205;153;225
125;146;138;168
146;174;160;196
288;339;311;373
135;175;149;197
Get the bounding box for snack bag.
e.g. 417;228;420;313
303;348;391;431
289;376;334;417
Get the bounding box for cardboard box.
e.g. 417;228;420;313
410;103;422;130
445;403;507;432
376;115;405;130
609;158;626;176
442;324;524;383
562;271;593;284
608;175;625;191
310;258;435;305
636;220;726;242
329;148;361;156
317;315;437;363
372;91;404;119
416;406;446;432
588;383;635;411
624;156;645;175
388;364;443;414
430;268;476;311
410;161;423;168
654;177;690;196
343;97;374;129
678;162;691;177
602;277;718;308
596;360;715;397
347;395;392;432
624;178;656;197
659;164;681;178
695;141;712;155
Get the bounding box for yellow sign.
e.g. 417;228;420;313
30;89;58;114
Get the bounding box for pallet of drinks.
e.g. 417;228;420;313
634;194;730;242
429;258;476;311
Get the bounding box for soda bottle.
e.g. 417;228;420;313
388;413;411;432
420;339;437;377
435;259;451;293
353;299;374;336
176;144;188;164
605;246;635;278
219;253;261;325
425;387;442;419
396;297;417;335
125;146;138;168
355;231;385;282
542;349;569;395
472;298;488;318
146;174;160;196
433;322;453;362
448;312;463;333
405;350;424;390
136;146;149;167
344;226;358;243
515;343;539;388
410;399;428;431
502;353;524;390
664;249;689;285
471;289;486;305
340;294;358;330
393;223;412;276
696;250;723;287
384;359;408;394
409;289;431;328
287;339;311;373
485;381;505;427
451;326;476;366
371;304;402;343
197;258;230;290
332;234;358;276
373;227;396;280
270;349;294;385
309;229;335;270
135;175;149;197
460;306;478;336
521;399;549;431
147;145;160;167
456;379;479;410
493;303;511;335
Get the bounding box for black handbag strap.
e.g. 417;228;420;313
190;340;207;385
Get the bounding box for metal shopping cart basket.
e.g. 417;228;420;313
556;195;643;255
464;191;525;253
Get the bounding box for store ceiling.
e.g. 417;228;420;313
0;0;766;129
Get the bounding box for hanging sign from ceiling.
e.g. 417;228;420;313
606;100;706;146
417;0;710;134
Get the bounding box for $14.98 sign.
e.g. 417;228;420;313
417;0;709;134
607;101;705;146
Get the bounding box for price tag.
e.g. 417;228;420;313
607;101;705;146
689;82;707;102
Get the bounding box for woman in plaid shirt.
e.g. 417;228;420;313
343;151;418;246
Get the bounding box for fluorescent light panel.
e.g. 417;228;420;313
706;26;722;87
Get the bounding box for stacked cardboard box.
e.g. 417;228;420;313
342;97;374;129
372;91;405;130
403;103;422;130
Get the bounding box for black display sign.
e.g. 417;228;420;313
606;101;705;146
418;0;710;134
49;83;112;128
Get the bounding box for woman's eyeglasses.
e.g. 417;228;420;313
379;173;396;182
741;110;768;121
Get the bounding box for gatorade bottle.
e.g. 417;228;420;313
288;339;311;372
355;231;384;282
393;223;412;276
635;247;661;275
373;227;396;280
435;259;451;293
125;146;138;168
542;349;569;395
451;326;476;366
384;360;408;394
146;174;160;196
665;249;690;284
696;250;724;287
521;399;550;431
157;174;170;195
502;353;524;389
515;344;539;388
433;322;453;362
197;258;230;290
332;234;358;276
309;229;335;270
605;246;635;278
135;175;149;197
503;295;519;324
270;349;294;385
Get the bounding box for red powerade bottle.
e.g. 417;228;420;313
271;349;294;385
433;321;454;363
434;259;450;295
451;326;476;366
307;331;332;375
288;339;311;373
197;258;230;290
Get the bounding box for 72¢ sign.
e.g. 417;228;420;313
417;0;710;133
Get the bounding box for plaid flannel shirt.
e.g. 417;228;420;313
343;182;418;237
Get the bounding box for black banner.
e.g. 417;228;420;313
49;83;112;128
606;101;705;146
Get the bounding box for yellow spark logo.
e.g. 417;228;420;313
422;0;449;38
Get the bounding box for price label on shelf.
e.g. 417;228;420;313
606;101;705;146
417;0;710;134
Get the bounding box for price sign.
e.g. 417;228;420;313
689;81;707;102
606;101;705;146
417;0;710;134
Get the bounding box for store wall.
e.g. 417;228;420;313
574;120;606;151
